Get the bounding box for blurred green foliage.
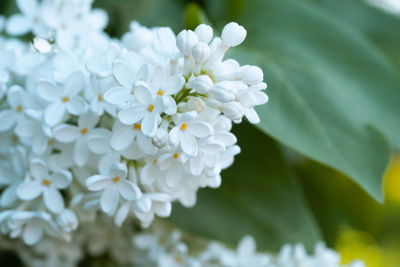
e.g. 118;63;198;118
2;0;400;265
170;124;322;251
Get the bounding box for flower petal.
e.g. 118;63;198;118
50;171;71;189
23;222;43;246
64;71;85;96
74;137;89;166
111;126;135;151
17;0;37;16
101;185;119;214
141;113;157;137
45;102;66;126
117;180;141;201
114;202;130;227
181;133;198;157
7;85;25;108
87;135;111;154
104;86;130;105
118;106;146;125
17;181;43;200
29;159;48;180
1;184;18;207
86;175;111;191
78;111;99;129
134;85;152;105
66;96;87;115
5;14;31;35
37;81;61;102
0;110;18;131
187;121;213;138
169;126;181;145
44;187;64;213
53;124;80;143
113;60;134;89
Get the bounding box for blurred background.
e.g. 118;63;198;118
1;0;400;266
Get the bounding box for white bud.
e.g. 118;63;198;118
155;201;172;217
221;22;247;47
212;81;237;102
135;197;152;213
222;102;243;121
194;24;213;43
191;75;213;94
213;89;235;103
57;209;78;232
176;29;199;56
186;97;206;112
238;65;263;84
192;42;211;62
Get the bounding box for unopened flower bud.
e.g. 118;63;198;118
221;22;247;47
176;30;199;56
222;102;243;121
213;81;237;102
191;75;213;94
57;209;78;232
135;197;152;213
192;42;210;62
195;24;213;44
238;65;263;85
186;97;206;112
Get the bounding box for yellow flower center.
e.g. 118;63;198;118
112;176;120;183
148;104;155;112
157;90;164;96
16;105;23;112
133;123;141;130
62;96;69;103
48;139;55;145
175;256;183;264
80;128;88;135
180;123;187;131
173;153;179;159
98;94;103;102
42;179;51;186
153;158;158;164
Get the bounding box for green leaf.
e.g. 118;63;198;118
184;2;209;30
94;0;185;37
296;159;384;246
304;0;400;70
205;0;397;201
169;124;322;251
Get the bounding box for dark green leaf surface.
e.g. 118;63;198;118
170;124;322;251
206;0;397;201
94;0;185;36
306;0;400;70
296;160;384;246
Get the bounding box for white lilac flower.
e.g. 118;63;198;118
17;159;72;214
111;121;157;155
2;210;58;245
0;0;270;251
169;111;213;157
103;59;148;106
53;111;107;166
86;43;121;77
118;84;166;137
37;71;87;126
0;85;35;132
14;110;54;155
5;0;48;37
86;163;141;214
